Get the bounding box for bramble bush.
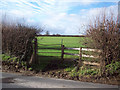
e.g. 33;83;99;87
86;11;120;75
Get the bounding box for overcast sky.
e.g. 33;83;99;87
1;0;119;35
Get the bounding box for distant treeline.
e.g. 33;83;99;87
36;35;87;37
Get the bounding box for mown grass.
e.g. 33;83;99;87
37;36;86;47
37;36;87;58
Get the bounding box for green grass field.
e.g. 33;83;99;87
37;36;86;58
36;36;100;71
36;36;87;71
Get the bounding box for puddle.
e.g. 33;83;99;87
1;77;16;83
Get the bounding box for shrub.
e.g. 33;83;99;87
2;21;42;65
86;11;120;75
2;54;11;61
64;67;74;72
106;61;120;75
70;66;99;77
2;54;29;70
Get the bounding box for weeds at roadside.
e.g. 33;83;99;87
2;54;28;71
106;61;120;75
65;66;100;77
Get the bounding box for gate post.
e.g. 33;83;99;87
29;38;38;65
34;38;38;64
76;47;82;71
61;45;64;60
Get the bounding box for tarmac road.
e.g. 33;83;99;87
0;72;119;89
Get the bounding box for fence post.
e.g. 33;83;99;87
34;38;37;64
61;45;64;60
29;38;38;65
76;47;82;71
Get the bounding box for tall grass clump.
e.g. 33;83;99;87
86;11;120;75
2;20;42;66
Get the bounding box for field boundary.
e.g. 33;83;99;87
38;43;101;67
36;35;86;37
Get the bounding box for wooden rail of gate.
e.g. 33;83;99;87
62;45;101;67
39;43;101;66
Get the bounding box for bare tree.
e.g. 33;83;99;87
86;11;120;75
45;31;50;35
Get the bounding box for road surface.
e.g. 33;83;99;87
0;72;119;88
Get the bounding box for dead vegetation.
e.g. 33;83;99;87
86;11;120;75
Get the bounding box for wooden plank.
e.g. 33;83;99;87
82;54;99;58
64;53;99;58
39;44;61;46
39;48;61;50
64;53;79;56
39;52;61;53
65;47;101;52
82;48;101;52
83;61;100;66
65;47;80;50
